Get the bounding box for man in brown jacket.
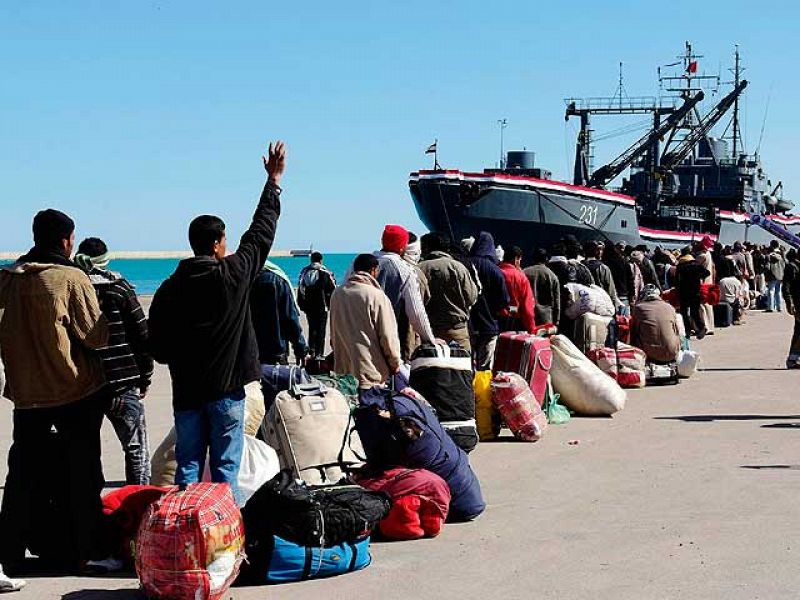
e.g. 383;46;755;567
330;253;403;389
0;209;112;574
631;284;682;364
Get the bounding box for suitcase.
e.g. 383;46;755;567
573;313;612;355
409;343;478;453
587;343;647;389
713;302;734;328
644;362;679;386
615;315;632;344
263;382;364;485
136;483;244;600
492;332;552;406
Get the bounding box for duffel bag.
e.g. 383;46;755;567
354;467;451;540
564;283;616;319
240;470;390;549
355;386;485;522
136;483;244;600
490;372;548;441
260;364;313;414
263;381;364;485
587;343;647;389
550;335;626;416
409;342;477;453
240;534;371;584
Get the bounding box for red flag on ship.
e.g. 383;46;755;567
687;61;698;74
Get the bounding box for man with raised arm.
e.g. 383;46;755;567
148;141;286;505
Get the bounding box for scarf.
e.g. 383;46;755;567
74;251;110;273
17;246;75;268
403;240;422;266
348;271;381;289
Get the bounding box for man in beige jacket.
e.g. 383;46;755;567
0;209;113;575
330;253;403;389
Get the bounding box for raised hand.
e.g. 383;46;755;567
262;140;287;186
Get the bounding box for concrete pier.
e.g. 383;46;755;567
1;309;798;599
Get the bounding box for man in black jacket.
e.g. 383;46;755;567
467;231;510;370
783;249;800;369
676;248;710;340
148;140;285;504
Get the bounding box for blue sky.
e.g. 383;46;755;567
2;1;798;252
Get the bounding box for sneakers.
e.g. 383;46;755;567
0;566;25;593
81;557;124;575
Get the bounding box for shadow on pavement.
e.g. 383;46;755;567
699;367;787;372
761;423;800;429
740;465;800;470
655;415;800;422
62;589;143;599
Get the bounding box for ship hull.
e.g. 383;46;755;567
410;171;800;254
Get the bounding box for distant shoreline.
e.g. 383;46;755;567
0;249;294;260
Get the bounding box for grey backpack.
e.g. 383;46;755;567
263;381;364;485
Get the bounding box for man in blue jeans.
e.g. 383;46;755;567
765;241;786;313
148;140;286;504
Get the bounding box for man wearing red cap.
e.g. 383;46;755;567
371;225;435;356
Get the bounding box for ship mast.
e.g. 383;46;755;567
731;45;743;157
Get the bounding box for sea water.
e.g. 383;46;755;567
0;254;358;296
110;254;358;295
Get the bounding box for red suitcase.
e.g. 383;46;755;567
493;332;552;406
615;315;631;344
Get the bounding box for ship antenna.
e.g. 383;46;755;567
732;45;742;156
497;119;508;169
756;85;773;156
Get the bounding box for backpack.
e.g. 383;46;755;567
263;381;364;485
354;385;485;522
354;468;451;540
240;470;390;549
135;483;244;600
298;267;332;312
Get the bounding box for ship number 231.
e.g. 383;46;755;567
579;205;598;226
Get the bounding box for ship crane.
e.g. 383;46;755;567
659;79;749;171
587;91;705;188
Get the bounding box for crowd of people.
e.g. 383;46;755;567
0;139;798;592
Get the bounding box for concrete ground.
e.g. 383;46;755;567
0;308;798;599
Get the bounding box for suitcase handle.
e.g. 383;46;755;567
291;382;328;398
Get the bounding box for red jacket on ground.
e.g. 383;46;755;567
499;262;537;333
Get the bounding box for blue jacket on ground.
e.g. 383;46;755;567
467;232;510;336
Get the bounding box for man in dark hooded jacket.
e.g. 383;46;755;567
467;232;510;370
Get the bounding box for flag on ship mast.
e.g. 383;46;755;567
425;139;441;170
687;61;698;74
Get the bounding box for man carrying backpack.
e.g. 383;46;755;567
74;237;153;485
148;140;285;505
297;252;336;359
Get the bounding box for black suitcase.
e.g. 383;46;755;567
713;302;733;328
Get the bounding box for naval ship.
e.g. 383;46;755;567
409;43;800;252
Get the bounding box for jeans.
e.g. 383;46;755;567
174;390;246;505
306;310;328;358
0;395;106;568
471;334;497;371
788;315;800;368
767;280;783;311
105;387;150;485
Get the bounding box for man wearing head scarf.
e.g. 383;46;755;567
371;225;435;360
467;232;510;369
0;209;115;574
400;232;431;358
631;284;682;364
75;237;153;486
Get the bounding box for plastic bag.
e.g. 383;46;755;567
543;377;571;425
203;435;279;507
473;370;500;441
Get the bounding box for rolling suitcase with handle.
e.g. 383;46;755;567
493;332;552;406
